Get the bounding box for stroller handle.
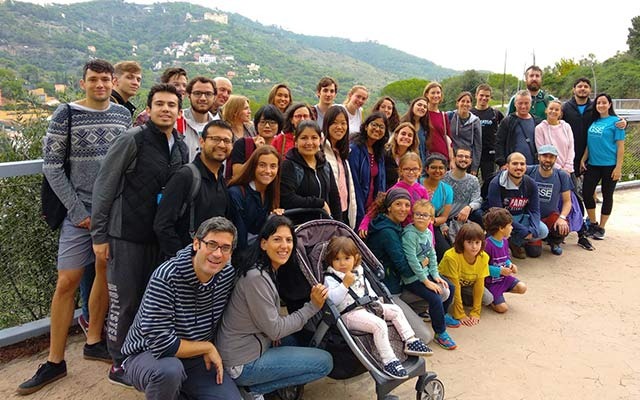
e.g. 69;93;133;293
283;208;332;220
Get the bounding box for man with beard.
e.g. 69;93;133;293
526;145;574;256
443;146;484;238
507;65;556;119
487;152;548;259
91;84;189;386
182;76;218;161
154;120;234;260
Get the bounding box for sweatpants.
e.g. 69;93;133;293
106;237;160;366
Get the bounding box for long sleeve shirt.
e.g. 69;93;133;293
438;248;489;319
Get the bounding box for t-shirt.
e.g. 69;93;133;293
587;116;626;166
526;166;573;218
471;107;504;155
421;180;453;217
484;236;512;283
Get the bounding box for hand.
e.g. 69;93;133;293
77;217;91;230
421;257;430;268
458;315;471;326
456;206;470;223
510;264;518;274
434;277;449;289
358;229;368;239
322;202;331;217
203;344;224;385
272;339;281;347
440;224;449;236
470;170;478;176
342;271;356;288
500;266;512;276
310;284;328;308
611;166;622;181
554;218;570;236
615;118;627;130
271;208;285;216
93;243;110;262
500;164;508;171
253;136;266;147
524;233;533;240
467;316;480;326
424;279;442;294
580;160;588;173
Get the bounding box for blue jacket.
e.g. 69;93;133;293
366;214;415;295
348;143;386;228
228;183;272;250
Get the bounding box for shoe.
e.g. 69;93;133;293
404;339;433;357
509;242;526;259
591;224;605;240
577;236;595;251
418;310;431;322
382;359;408;379
17;360;67;395
550;244;563;256
444;313;460;328
108;365;133;389
83;340;111;363
78;314;89;337
434;331;457;350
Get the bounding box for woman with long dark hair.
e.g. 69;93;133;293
228;145;283;250
349;112;389;228
217;215;332;398
401;97;430;169
271;102;314;157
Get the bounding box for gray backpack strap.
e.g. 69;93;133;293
183;163;202;238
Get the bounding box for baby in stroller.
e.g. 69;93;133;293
323;236;433;379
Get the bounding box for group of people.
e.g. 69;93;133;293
17;59;626;399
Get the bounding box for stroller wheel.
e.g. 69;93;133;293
416;377;444;400
275;384;304;400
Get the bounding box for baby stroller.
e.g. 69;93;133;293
292;218;445;400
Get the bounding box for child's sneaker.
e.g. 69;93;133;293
444;313;460;328
382;359;408;379
404;339;433;357
434;331;457;350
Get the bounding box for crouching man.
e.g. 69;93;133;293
121;217;241;399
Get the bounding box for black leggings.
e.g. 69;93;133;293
582;165;618;215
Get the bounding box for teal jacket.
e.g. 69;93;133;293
366;214;415;294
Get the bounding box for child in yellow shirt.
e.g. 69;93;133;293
438;222;489;327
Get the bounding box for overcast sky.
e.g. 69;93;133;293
26;0;636;77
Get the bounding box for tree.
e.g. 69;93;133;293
380;78;429;106
441;70;486;110
627;15;640;58
0;68;27;100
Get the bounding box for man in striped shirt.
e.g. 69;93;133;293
121;217;241;399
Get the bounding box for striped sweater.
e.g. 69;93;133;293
122;245;236;359
42;102;131;224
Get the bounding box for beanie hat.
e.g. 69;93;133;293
384;188;411;209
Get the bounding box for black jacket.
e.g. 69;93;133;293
562;98;595;176
495;113;543;167
154;156;230;259
280;148;342;222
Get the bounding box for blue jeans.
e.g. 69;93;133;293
234;346;333;395
510;214;549;246
404;276;454;334
124;351;241;400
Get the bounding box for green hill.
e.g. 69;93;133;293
0;0;457;103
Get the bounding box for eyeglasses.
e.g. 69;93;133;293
401;167;421;173
456;154;471;159
200;239;233;254
191;91;216;99
413;212;433;219
205;136;232;145
369;122;385;130
258;120;278;127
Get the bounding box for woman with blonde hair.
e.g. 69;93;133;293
342;85;369;133
222;95;255;142
384;122;419;188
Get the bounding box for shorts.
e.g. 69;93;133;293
485;275;519;305
57;217;95;270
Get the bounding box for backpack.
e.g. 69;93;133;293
180;163;202;238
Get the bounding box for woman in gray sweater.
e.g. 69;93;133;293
216;215;332;397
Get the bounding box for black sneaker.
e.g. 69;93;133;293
83;340;112;363
592;224;605;240
17;360;67;395
108;365;133;389
577;236;595;251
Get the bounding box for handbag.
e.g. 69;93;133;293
41;104;72;230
